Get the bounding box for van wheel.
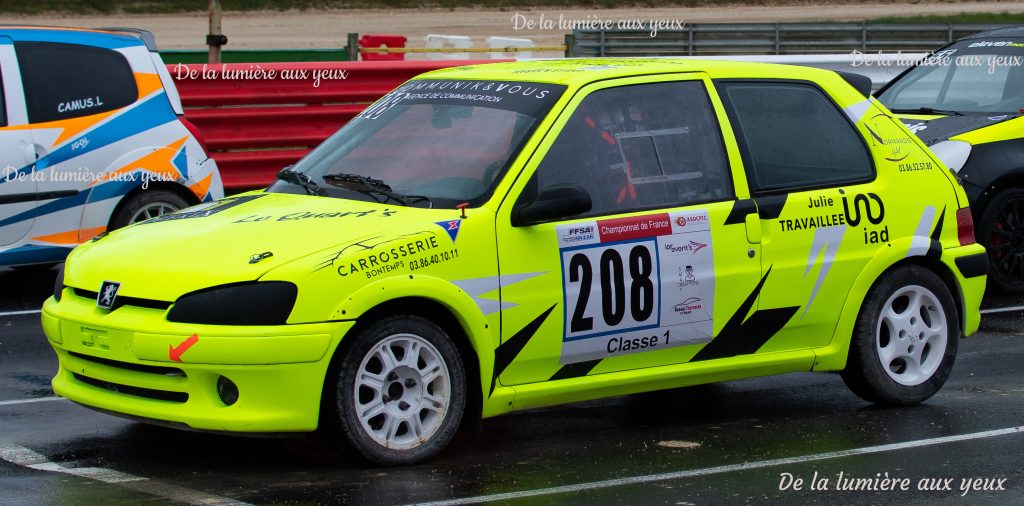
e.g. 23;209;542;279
111;190;189;229
841;265;958;406
327;315;465;466
978;188;1024;293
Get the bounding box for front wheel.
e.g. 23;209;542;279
327;315;466;466
978;188;1024;293
841;265;958;406
110;190;190;229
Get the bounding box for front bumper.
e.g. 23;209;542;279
42;290;353;432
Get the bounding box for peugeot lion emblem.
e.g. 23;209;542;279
97;281;121;310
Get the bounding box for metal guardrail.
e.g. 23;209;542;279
568;23;1019;57
161;48;349;64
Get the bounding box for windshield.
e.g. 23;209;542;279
271;79;565;208
878;38;1024;114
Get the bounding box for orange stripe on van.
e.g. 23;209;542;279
89;136;188;187
189;173;214;200
32;226;107;246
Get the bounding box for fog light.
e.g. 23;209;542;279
217;376;239;406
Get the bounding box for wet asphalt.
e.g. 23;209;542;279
1;266;1022;506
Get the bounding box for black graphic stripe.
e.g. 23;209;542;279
490;305;555;396
549;359;601;381
926;206;945;262
724;199;757;225
753;194;788;220
690;266;800;362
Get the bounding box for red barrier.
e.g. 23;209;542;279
359;34;407;61
169;60;510;191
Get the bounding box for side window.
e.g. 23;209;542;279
717;81;873;194
15;42;137;123
530;81;731;217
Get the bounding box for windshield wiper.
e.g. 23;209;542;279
276;167;326;196
322;173;431;207
890;107;966;117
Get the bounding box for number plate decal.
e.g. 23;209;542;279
557;211;715;364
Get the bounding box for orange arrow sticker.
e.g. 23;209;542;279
169;333;199;362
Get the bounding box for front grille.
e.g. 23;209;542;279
69;351;185;377
73;373;188;403
72;288;172;311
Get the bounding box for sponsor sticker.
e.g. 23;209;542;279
556;210;715;364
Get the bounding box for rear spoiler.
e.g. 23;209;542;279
0;25;158;51
99;27;158;51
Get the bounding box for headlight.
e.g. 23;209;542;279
53;263;65;302
929;140;972;174
167;282;297;325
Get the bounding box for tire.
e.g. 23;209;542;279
977;188;1024;293
110;190;190;230
841;265;958;406
326;315;466;466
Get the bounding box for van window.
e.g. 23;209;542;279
16;42;137;123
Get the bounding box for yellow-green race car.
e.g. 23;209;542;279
43;59;987;465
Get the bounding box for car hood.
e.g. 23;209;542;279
896;113;1022;145
64;192;449;301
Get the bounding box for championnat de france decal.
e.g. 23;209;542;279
556;210;715;364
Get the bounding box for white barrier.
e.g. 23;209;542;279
424;34;473;60
487;36;533;59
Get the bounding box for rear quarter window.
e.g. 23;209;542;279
15;41;138;123
717;81;874;194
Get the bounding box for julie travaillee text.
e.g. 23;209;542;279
779;471;1007;496
172;63;348;88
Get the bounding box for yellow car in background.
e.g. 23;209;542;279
43;59;986;465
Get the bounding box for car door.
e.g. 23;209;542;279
493;74;764;387
0;36;38;247
715;80;882;351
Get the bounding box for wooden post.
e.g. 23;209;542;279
208;0;224;64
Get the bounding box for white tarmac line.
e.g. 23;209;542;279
415;425;1024;506
0;442;252;506
0;309;41;317
980;305;1024;315
0;396;66;407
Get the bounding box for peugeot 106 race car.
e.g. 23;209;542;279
877;26;1024;292
43;59;987;465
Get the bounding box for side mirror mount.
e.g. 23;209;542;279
513;184;592;226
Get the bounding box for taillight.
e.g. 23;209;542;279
956;207;976;246
179;116;211;157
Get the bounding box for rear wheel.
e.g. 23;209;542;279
110;190;189;229
978;188;1024;293
841;265;958;405
326;315;465;466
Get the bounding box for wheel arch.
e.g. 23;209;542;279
106;181;199;230
969;169;1024;220
322;276;497;431
813;241;964;372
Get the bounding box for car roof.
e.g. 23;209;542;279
961;26;1024;40
418;58;839;87
0;25;153;50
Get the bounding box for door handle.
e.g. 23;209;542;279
744;212;762;244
